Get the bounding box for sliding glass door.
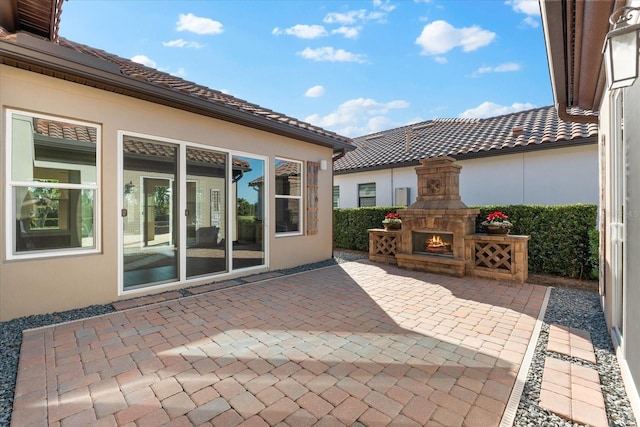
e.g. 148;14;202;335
121;137;266;291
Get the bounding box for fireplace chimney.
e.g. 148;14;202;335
408;156;468;210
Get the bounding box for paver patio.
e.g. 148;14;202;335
11;260;548;426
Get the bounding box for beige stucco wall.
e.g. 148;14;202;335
0;65;335;321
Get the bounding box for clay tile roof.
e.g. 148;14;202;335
248;159;301;186
334;105;598;173
43;36;351;147
274;160;301;177
32;118;249;168
34;118;97;143
123;139;251;169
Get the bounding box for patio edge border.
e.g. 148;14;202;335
499;285;552;427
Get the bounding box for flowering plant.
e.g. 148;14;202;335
382;212;402;224
481;211;513;227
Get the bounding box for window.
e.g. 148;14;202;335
333;186;340;208
275;158;302;234
358;183;376;207
7;111;99;257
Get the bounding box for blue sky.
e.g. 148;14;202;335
58;0;552;138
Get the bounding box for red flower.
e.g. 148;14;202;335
486;211;508;222
385;212;401;220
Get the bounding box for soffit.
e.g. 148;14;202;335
542;0;623;112
0;0;63;41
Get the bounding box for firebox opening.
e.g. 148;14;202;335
412;231;454;257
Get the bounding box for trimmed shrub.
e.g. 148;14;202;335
333;204;598;280
333;207;402;251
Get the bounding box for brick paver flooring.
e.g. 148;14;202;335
11;260;547;426
540;325;607;427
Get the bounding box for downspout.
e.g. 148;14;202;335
332;149;347;162
331;148;346;258
391;168;394;205
557;102;599;123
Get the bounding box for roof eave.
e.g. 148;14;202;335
540;0;570;113
0;32;354;153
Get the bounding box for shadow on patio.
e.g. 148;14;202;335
11;259;547;426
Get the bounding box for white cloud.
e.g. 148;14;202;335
415;20;496;55
458;101;536;119
177;13;223;35
324;9;387;25
506;0;540;16
472;62;521;76
522;16;540;28
305;97;409;136
131;55;156;68
494;63;521;72
434;56;448;64
272;24;328;39
373;0;396;13
332;26;360;39
171;67;187;78
162;38;205;48
506;0;540;27
297;46;367;63
324;10;366;25
305;85;325;97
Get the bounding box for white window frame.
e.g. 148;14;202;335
274;157;303;237
5;109;101;260
333;185;340;208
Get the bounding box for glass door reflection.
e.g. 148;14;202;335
232;155;265;269
123;137;178;288
186;147;227;278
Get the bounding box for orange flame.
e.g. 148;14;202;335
427;235;449;248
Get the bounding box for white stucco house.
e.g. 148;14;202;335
333;106;598;208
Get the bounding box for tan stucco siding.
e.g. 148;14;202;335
0;65;335;321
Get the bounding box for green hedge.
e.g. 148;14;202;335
333;204;598;279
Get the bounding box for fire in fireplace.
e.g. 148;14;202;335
412;232;454;257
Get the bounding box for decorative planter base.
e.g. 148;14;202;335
486;225;512;235
383;223;402;230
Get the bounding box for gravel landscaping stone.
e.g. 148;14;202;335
0;251;635;427
514;287;637;427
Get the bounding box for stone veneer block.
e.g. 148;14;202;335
395;253;466;277
368;229;401;265
464;234;530;283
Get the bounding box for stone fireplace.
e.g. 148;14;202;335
395;157;479;277
368;156;530;283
